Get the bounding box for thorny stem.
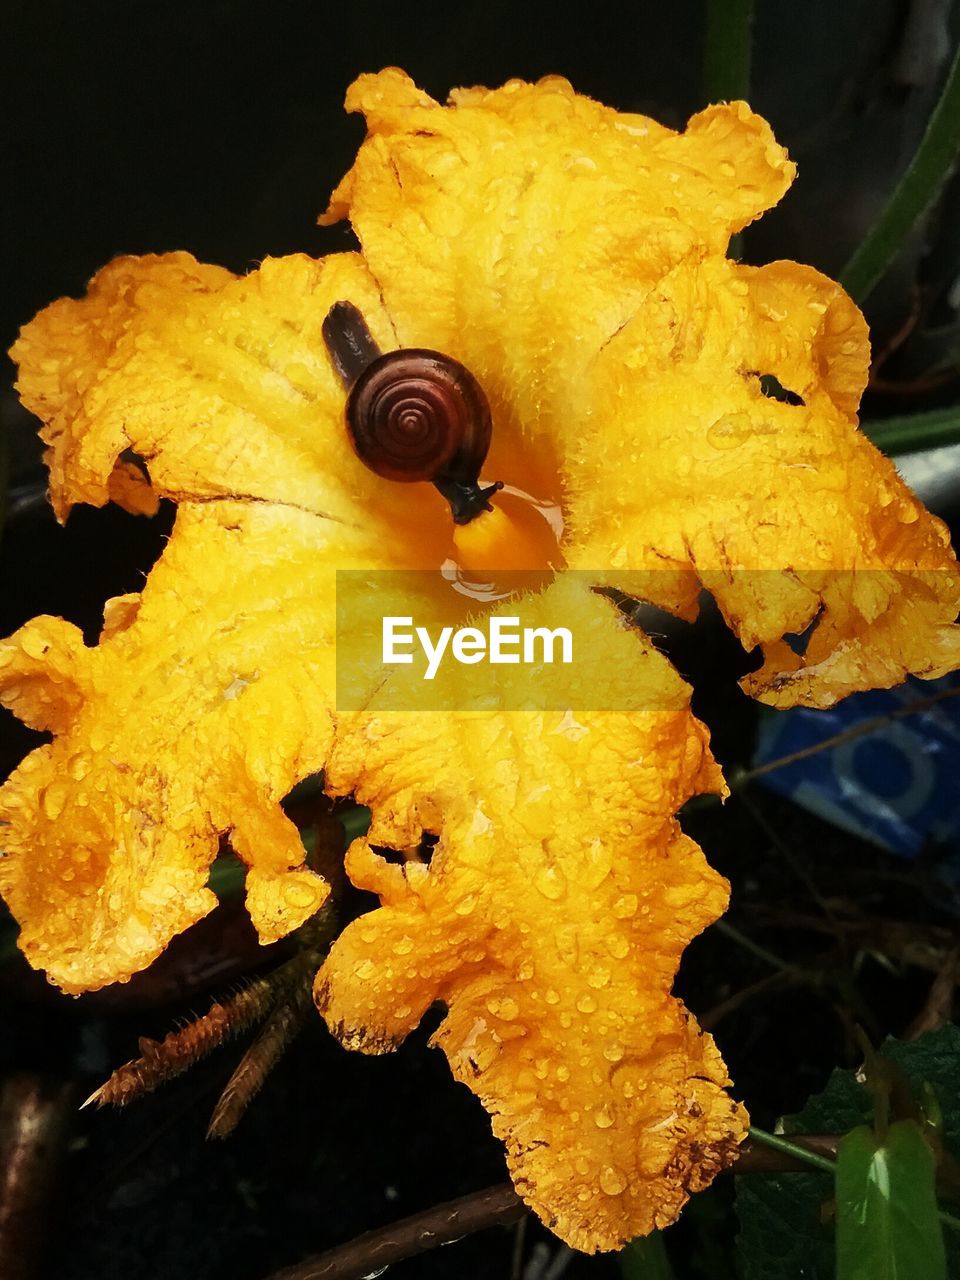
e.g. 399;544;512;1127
839;38;960;303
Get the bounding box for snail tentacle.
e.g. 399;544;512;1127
322;300;383;389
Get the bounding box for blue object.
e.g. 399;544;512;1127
752;673;960;859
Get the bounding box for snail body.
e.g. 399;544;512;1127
322;300;501;524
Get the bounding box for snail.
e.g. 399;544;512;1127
322;300;502;525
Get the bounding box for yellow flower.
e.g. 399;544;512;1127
3;69;959;1249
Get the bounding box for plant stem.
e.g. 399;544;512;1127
702;0;755;104
862;406;960;456
748;1127;960;1234
702;0;755;262
840;41;960;303
748;1125;837;1174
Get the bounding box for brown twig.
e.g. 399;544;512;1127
700;969;796;1030
907;945;960;1040
261;1137;840;1280
265;1184;525;1280
0;1075;77;1280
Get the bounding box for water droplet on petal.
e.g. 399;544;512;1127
593;1107;614;1129
606;935;630;959
600;1166;626;1195
486;996;520;1021
612;894;638;920
534;867;566;901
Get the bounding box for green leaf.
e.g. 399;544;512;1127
736;1025;960;1280
835;1121;945;1280
839;41;960;303
862;407;960;457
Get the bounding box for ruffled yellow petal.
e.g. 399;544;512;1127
327;70;960;704
11;250;449;553
319;580;743;1250
0;503;339;991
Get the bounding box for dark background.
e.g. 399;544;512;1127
2;3;960;1278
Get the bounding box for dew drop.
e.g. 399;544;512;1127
20;630;50;660
354;958;376;981
534;867;566;901
544;989;561;1005
67;755;89;781
706;413;751;451
612;894;638;920
603;1043;625;1063
393;935;414;956
593;1107;614;1129
587;967;611;990
580;839;612;890
517;960;535;981
606;936;630;960
42;783;68;821
283;880;318;909
454;893;478;916
576;993;598;1014
486;996;520;1021
600;1166;626;1196
556;1065;571;1082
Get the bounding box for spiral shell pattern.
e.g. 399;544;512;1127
346;349;492;484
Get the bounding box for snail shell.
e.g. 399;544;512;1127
345;349;493;485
